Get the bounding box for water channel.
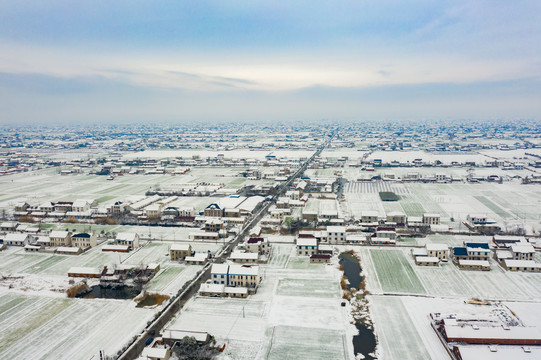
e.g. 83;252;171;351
339;252;377;360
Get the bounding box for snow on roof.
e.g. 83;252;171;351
296;238;317;247
186;253;208;261
511;244;535;253
57;246;81;253
225;286;248;294
102;244;130;251
5;233;29;241
423;213;440;218
416;256;440;263
426;243;448;251
211;263;229;275
141;347;170;359
49;230;70;238
68;267;102;275
228;264;259;276
454;344;541;360
326;226;345;233
199;283;224;294
504;260;541;268
72;199;89;208
230;251;258;260
170;243;191;251
444;324;541;341
459;260;490;266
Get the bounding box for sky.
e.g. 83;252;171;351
0;0;540;124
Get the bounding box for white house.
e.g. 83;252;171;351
326;226;346;244
296;238;318;256
48;230;72;247
72;199;91;213
5;233;31;246
115;232;139;249
510;243;535;260
426;243;449;261
211;263;230;285
71;233;97;249
422;213;441;225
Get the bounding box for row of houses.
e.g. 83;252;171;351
412;239;539;272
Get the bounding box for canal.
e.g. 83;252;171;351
339;252;377;360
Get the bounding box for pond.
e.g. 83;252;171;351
77;285;140;300
339;252;377;360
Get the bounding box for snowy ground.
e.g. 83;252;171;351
344;180;541;233
0;238;223;359
0;290;154;360
354;246;541;360
0;166;273;211
167;243;356;360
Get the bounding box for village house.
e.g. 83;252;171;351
185;252;209;265
453;242;491;262
141;346;171;360
102;244;130;253
204;203;223;217
441;322;541;345
325;226;346;244
503;259;541;272
115;232;139;249
204;219;223;232
415;256;440;266
360;211;379;224
510;243;535;260
24;243;43;252
492;235;528;248
72;199;91;213
229;251;259;264
228;264;260;290
319;209;338;220
211;263;230;285
310;254;331;263
422;213;441;225
244;237;269;254
296;238;318;256
56;246;82;255
71;232;97;249
0;222;18;232
190;231;220;241
4;233;31;246
48;230;72;247
386;211;407;226
170;243;192;261
457;259;491;271
67;266;106;278
426;243;449;261
145;203;163;219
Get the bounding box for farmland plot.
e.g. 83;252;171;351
368;249;426;294
0;291;153;360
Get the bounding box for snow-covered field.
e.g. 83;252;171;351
344;181;541;232
0;290;153;360
0;238;223;359
0;166;271;211
167;244;355;360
